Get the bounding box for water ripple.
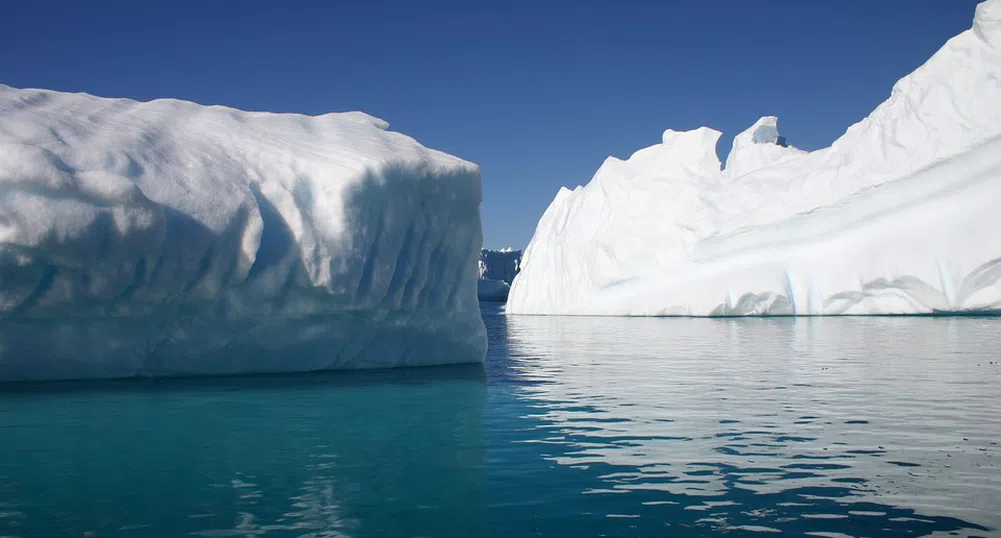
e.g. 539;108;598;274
494;314;1001;535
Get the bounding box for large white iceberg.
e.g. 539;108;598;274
0;85;486;380
508;0;1001;316
477;248;522;302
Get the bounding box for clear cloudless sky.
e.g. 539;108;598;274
0;0;983;248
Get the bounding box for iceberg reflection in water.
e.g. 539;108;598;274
488;310;1001;536
0;368;487;538
0;308;999;537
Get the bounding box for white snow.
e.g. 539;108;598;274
0;85;486;380
477;248;522;302
508;0;1001;316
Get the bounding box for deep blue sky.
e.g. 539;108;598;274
0;0;982;248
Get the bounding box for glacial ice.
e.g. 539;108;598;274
477;278;511;303
477;248;522;302
0;85;486;380
508;0;1001;316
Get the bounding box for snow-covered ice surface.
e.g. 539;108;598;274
0;85;486;381
477;248;522;302
509;0;1001;316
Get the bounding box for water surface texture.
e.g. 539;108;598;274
2;308;1000;537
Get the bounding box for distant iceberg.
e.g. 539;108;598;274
477;248;522;302
509;0;1001;316
0;85;486;380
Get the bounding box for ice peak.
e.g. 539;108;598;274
661;126;722;149
741;116;783;146
721;116;804;180
325;110;390;130
974;0;1001;46
652;127;723;170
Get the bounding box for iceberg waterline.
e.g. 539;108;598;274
508;0;1001;317
0;85;486;380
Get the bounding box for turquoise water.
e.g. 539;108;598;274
1;307;1000;537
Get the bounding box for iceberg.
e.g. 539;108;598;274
477;278;511;303
477;248;522;302
508;0;1001;316
0;85;486;381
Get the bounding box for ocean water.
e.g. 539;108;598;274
1;307;999;538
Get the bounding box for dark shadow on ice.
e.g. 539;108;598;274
245;182;305;284
333;162;481;313
0;161;485;381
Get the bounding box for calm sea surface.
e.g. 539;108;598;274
1;306;999;537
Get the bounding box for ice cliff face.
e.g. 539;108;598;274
0;85;486;380
508;0;1001;316
477;248;522;302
